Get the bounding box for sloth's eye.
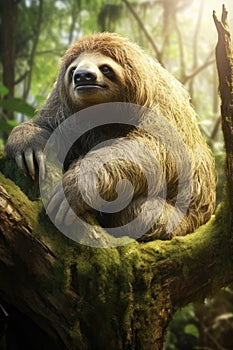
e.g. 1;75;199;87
99;65;115;79
69;67;76;80
100;65;111;74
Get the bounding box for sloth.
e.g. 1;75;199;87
5;32;216;241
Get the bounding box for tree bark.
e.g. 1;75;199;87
0;6;233;350
214;5;233;200
0;0;17;124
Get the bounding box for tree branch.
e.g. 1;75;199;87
122;0;164;66
182;52;215;84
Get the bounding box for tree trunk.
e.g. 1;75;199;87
214;5;233;200
0;0;16;115
0;6;233;350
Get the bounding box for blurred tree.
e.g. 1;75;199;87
0;0;17;125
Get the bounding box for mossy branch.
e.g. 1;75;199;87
0;154;233;350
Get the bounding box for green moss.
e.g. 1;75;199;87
0;151;40;200
0;171;40;226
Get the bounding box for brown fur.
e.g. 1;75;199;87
5;32;216;240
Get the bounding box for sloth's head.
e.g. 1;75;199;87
57;32;159;114
57;31;191;123
65;51;125;110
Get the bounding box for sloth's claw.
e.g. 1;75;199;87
24;148;35;180
15;148;46;180
35;149;46;180
15;153;27;177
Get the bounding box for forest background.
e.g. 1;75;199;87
1;0;233;349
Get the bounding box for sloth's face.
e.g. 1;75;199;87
65;52;126;110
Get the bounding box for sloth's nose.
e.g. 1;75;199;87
73;69;97;84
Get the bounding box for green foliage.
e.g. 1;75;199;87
0;85;9;96
0;84;36;146
184;324;199;338
164;304;201;350
0;84;36;142
1;97;35;118
0;120;18;133
0;83;36;118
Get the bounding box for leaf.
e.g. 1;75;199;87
0;85;9;96
184;324;199;339
0;120;18;133
1;98;35;118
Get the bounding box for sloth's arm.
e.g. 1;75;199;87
5;88;60;180
46;137;169;226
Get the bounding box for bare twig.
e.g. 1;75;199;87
182;55;215;84
122;0;164;65
210;116;221;140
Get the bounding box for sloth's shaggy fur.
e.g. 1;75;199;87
5;32;216;241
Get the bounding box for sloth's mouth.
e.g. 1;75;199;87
74;84;108;93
